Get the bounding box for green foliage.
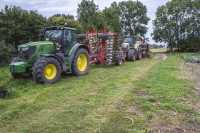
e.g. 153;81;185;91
179;37;200;52
0;40;14;65
153;0;200;51
0;6;47;48
48;14;82;31
0;6;47;65
103;2;121;32
77;0;99;31
119;0;149;36
77;0;149;35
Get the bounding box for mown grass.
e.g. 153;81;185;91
98;54;200;132
0;54;200;133
182;52;200;62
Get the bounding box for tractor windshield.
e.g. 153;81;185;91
44;30;63;43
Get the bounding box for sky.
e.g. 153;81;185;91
0;0;169;44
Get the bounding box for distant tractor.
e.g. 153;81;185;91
10;27;90;84
121;36;149;61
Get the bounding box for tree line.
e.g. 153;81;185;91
0;0;199;65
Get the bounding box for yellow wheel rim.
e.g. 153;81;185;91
43;64;57;80
77;53;88;72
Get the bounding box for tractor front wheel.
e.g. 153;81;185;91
33;57;61;84
72;48;89;76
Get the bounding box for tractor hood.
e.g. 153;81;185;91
18;41;54;50
17;41;56;60
17;41;56;54
11;41;57;74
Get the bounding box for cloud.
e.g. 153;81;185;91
0;0;168;44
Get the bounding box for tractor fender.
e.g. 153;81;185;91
68;43;89;64
40;53;67;72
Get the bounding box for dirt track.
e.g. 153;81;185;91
154;53;168;61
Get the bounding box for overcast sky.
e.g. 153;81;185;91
0;0;168;44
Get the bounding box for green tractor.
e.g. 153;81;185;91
10;26;90;84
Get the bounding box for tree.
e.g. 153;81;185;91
0;6;47;49
48;14;82;31
103;2;121;32
153;0;200;51
77;0;98;31
153;5;174;50
0;6;47;64
0;40;14;65
118;0;149;36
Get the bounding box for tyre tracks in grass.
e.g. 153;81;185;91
0;56;163;133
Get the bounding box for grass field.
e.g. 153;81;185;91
0;54;200;133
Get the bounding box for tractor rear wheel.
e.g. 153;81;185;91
72;48;89;76
33;57;61;84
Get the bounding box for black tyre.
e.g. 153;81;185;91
137;52;142;60
128;49;136;61
72;48;89;76
115;51;124;66
33;57;62;84
116;58;123;65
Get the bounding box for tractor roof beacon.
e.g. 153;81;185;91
10;26;90;84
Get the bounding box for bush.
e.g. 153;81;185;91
0;40;14;65
180;37;200;52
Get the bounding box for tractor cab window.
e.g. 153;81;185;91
64;30;76;43
65;30;72;42
123;37;135;47
44;30;63;44
63;29;76;55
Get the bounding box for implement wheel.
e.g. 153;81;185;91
33;57;61;84
137;52;142;60
128;49;136;61
72;48;89;76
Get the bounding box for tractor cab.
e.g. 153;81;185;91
42;26;77;55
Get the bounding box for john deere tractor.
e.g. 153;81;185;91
10;27;90;84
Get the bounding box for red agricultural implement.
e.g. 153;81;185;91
85;29;125;65
76;28;149;66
